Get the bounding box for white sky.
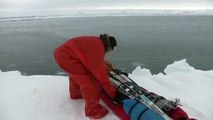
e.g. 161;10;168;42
0;0;213;10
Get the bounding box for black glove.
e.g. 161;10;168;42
113;90;130;105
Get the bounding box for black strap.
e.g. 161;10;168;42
128;101;140;115
153;96;164;104
138;108;149;120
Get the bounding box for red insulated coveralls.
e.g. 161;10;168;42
54;36;116;117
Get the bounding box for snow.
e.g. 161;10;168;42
0;70;118;120
1;59;213;120
1;9;213;22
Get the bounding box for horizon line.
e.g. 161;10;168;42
1;7;213;11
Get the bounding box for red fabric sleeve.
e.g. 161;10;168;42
91;60;116;99
78;38;116;99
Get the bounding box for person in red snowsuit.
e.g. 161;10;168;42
54;34;118;119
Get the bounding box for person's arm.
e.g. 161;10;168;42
75;38;116;99
91;59;116;99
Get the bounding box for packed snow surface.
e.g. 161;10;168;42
0;59;213;120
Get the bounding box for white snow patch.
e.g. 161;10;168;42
1;59;213;120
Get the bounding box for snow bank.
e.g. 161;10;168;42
1;9;213;22
0;59;213;120
0;71;118;120
130;59;213;120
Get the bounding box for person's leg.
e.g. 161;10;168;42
54;47;88;99
69;76;83;99
54;48;108;119
72;75;108;119
54;48;81;74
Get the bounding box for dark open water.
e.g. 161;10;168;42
0;16;213;75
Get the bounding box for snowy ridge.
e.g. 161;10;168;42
129;59;213;120
1;59;213;120
0;9;213;22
